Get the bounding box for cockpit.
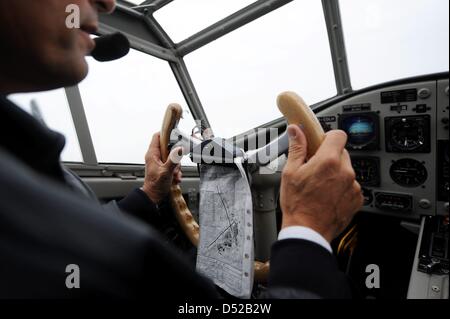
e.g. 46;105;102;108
6;0;449;300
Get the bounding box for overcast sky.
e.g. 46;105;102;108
9;0;449;164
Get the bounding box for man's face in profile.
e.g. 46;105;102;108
0;0;115;93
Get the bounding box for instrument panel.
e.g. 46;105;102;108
317;76;449;219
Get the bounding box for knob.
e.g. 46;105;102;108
418;88;431;99
419;199;431;209
442;117;449;124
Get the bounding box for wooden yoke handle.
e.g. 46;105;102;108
160;103;182;161
277;92;325;157
160;104;200;246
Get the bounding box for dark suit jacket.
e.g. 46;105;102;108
0;96;352;299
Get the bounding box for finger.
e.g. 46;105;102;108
173;169;182;183
345;181;363;214
165;147;183;172
352;180;362;194
173;164;182;177
341;149;356;184
314;130;347;160
152;154;164;166
174;171;183;184
148;133;162;159
341;149;353;171
353;181;364;209
285;125;308;169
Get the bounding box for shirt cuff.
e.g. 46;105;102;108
278;226;332;254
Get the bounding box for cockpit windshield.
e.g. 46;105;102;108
8;0;449;165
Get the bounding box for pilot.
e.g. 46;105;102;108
0;0;363;299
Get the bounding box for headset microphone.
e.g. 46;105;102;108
91;32;130;62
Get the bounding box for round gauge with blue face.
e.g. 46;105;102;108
342;115;377;148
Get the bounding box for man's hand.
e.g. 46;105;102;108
142;133;183;204
280;125;364;243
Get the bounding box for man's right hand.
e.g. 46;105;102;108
280;125;364;243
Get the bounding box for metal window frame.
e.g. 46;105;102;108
322;0;352;94
175;0;295;57
133;0;174;13
64;86;98;166
66;0;352;167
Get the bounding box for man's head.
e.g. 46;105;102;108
0;0;115;94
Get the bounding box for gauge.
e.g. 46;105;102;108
391;120;425;151
343;116;375;148
352;157;380;187
339;113;380;150
386;115;431;153
390;158;428;188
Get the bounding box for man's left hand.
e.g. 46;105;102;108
142;133;183;204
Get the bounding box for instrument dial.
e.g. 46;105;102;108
352;157;380;187
340;113;379;150
386;115;431;153
390;158;428;188
390;119;426;151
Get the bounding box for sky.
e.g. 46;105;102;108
9;0;449;165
